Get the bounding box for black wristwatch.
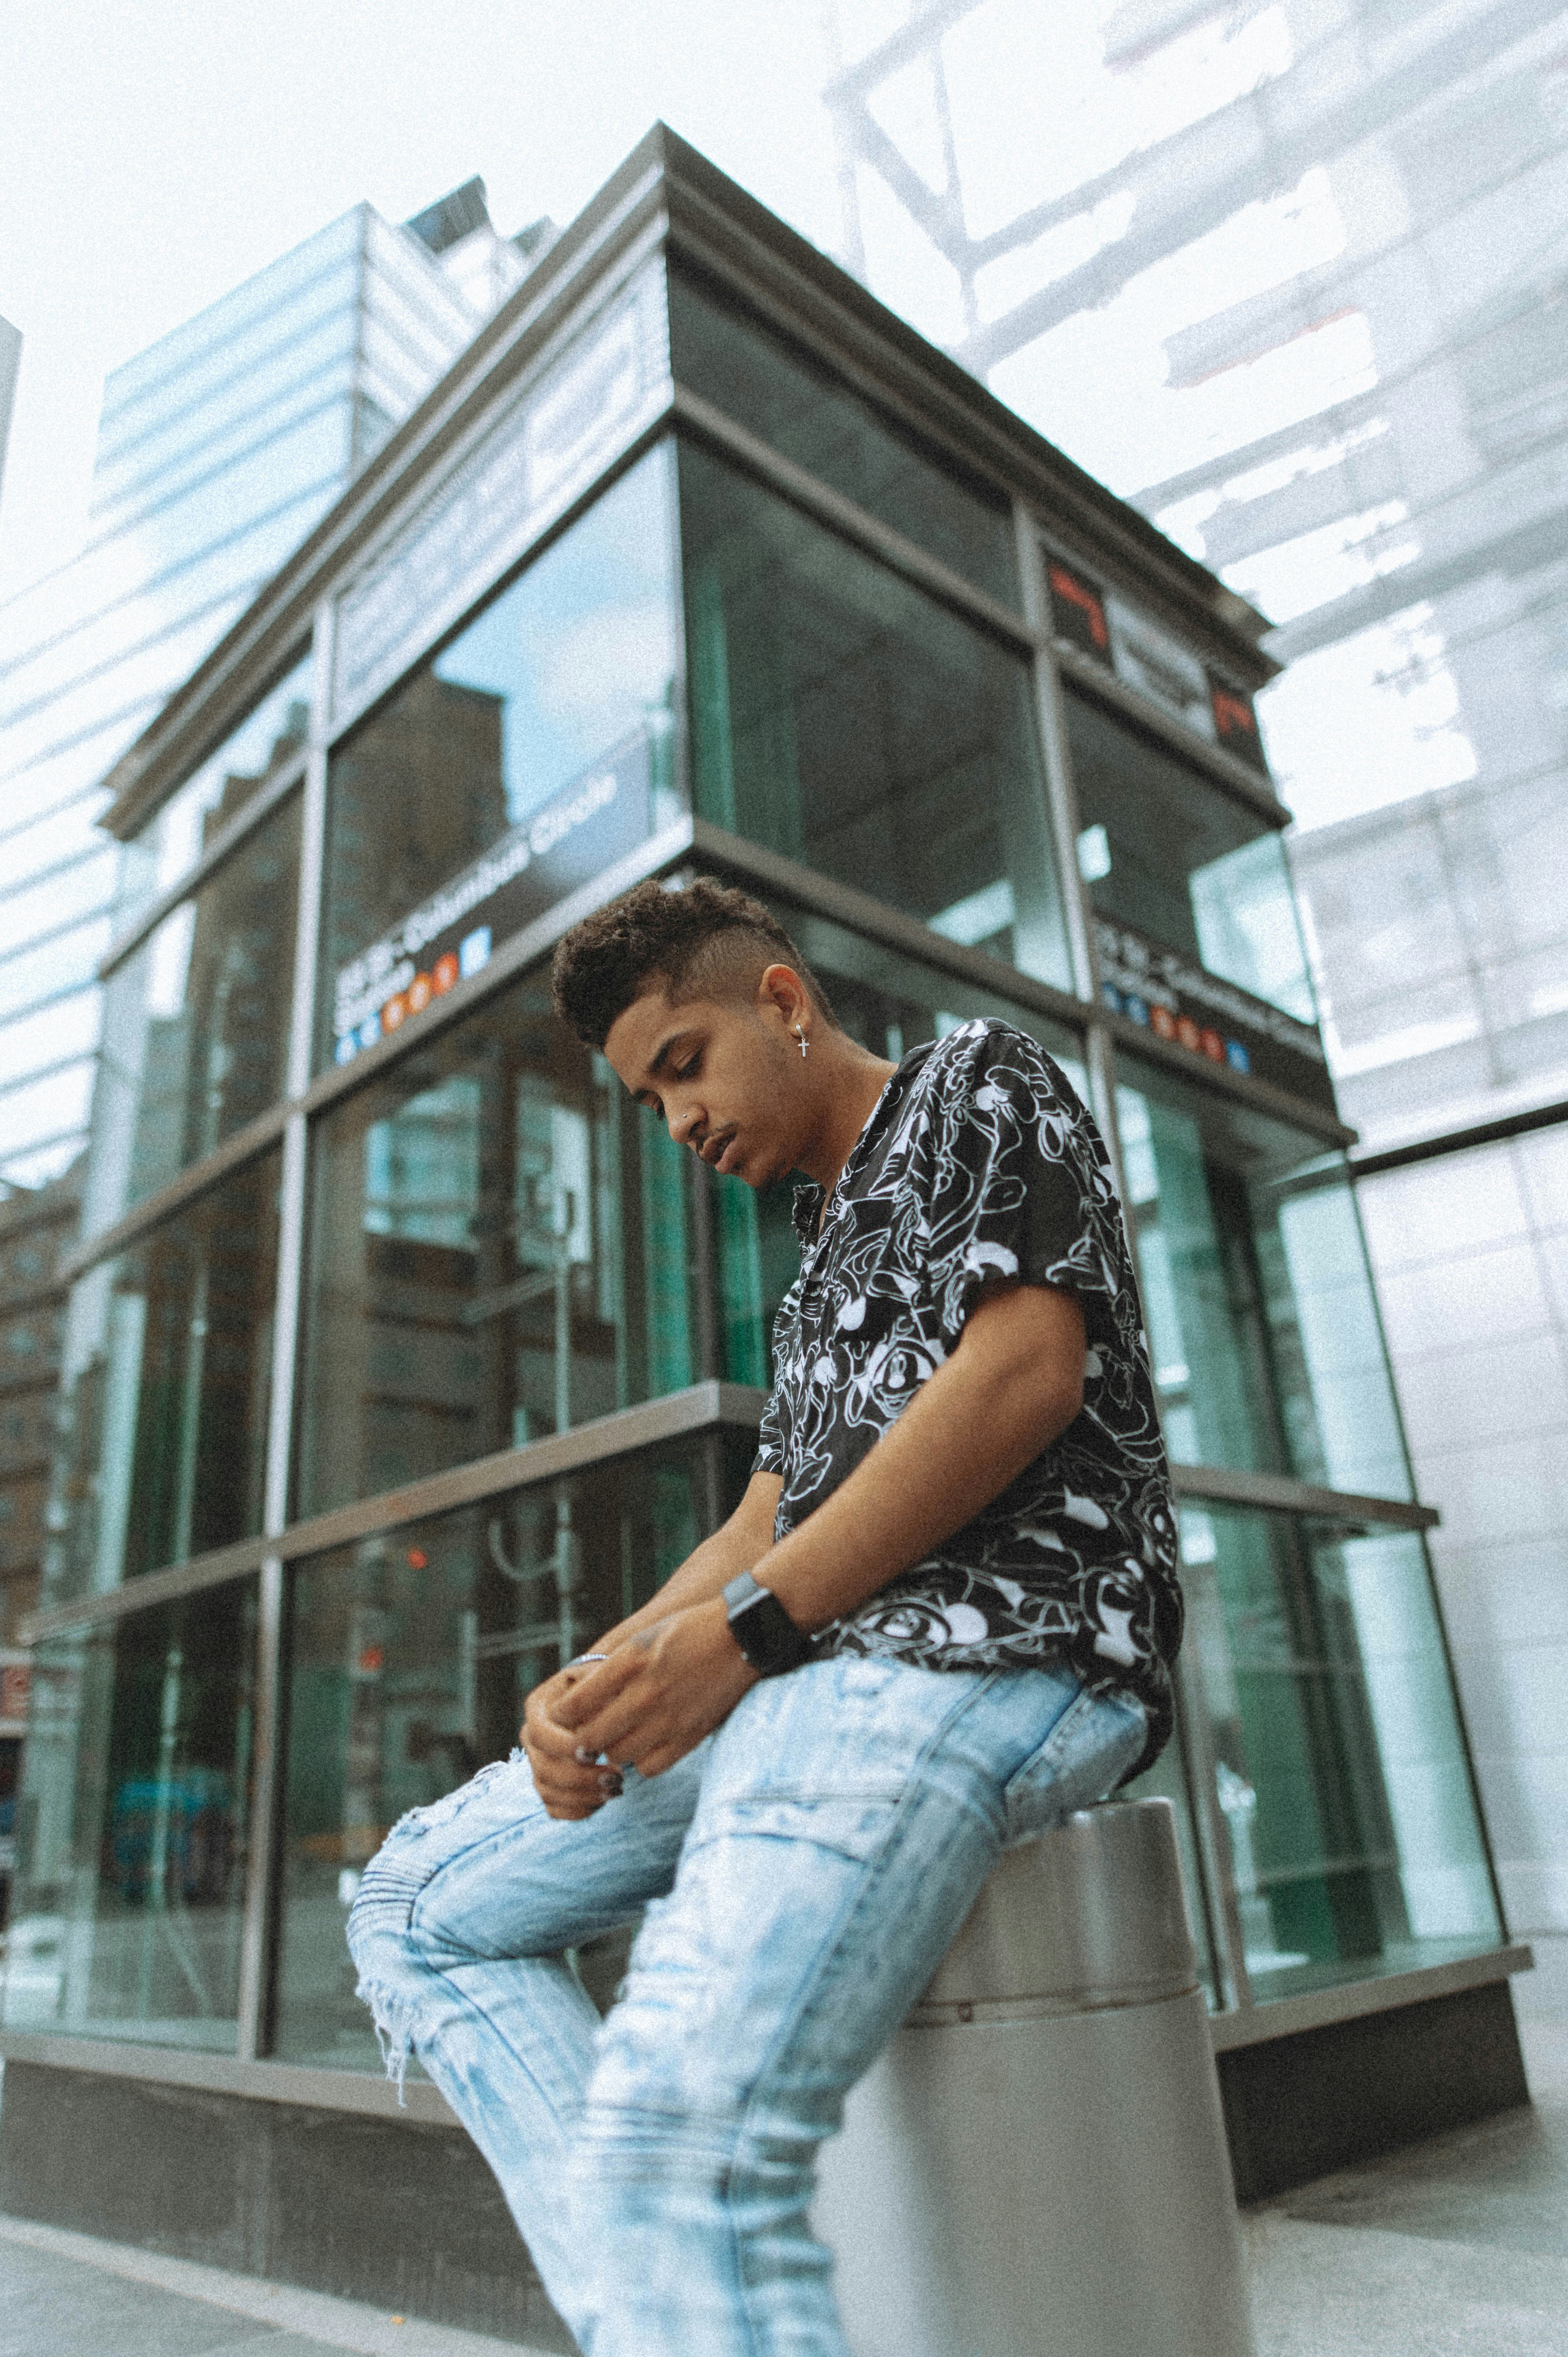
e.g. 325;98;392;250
722;1571;814;1677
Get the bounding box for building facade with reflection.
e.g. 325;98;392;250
0;129;1527;2338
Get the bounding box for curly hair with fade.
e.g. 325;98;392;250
551;875;840;1050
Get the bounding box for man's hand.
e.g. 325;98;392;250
547;1599;759;1799
522;1661;627;1821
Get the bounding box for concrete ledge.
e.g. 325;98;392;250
1220;1978;1531;2204
0;2061;571;2350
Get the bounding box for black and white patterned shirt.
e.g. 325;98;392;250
755;1020;1181;1775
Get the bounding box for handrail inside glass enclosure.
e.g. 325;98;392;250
1;129;1506;2085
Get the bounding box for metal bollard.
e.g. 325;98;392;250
813;1799;1255;2357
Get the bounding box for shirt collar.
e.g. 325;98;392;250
789;1039;935;1247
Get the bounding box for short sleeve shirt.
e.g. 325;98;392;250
754;1020;1182;1775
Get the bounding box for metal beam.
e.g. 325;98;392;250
1169;1461;1439;1532
18;1383;771;1643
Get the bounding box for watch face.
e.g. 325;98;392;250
729;1586;811;1677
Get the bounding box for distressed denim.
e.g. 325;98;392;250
347;1656;1146;2357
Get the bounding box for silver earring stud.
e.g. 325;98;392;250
795;1027;808;1057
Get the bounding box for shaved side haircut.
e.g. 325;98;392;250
551;876;839;1050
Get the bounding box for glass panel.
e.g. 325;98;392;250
680;446;1070;996
272;1440;743;2069
85;799;300;1235
113;652;311;928
1063;684;1315;1025
1119;1735;1221;2009
706;896;1088;1389
1;1580;259;2048
297;968;698;1517
668;263;1021;609
1116;1057;1413;1498
1180;1504;1500;2002
98;237;361;452
93;307;358;526
43;1152;281;1605
319;446;680;1071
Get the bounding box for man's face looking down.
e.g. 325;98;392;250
603;961;820;1191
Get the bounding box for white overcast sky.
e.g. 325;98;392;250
0;0;844;597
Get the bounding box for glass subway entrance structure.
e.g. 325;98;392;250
0;132;1522;2269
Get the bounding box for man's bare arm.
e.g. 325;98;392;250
550;1282;1086;1793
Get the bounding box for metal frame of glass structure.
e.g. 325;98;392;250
0;129;1519;2115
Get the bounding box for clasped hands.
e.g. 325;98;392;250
521;1596;759;1820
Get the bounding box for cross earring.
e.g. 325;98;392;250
795;1026;809;1057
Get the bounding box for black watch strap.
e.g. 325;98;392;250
723;1571;814;1677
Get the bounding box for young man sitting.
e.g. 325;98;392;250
349;876;1182;2357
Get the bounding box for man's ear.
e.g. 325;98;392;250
756;962;809;1032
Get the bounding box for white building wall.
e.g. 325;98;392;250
1357;1127;1568;1934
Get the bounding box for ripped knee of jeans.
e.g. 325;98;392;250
354;1972;419;2104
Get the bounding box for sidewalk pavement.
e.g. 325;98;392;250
0;2213;559;2357
1242;1936;1568;2357
2;1939;1565;2357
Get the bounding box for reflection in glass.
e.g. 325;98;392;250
272;1439;751;2068
297;971;698;1516
709;901;1088;1388
1116;1060;1412;1498
1;1582;258;2049
680;445;1071;996
668;263;1020;608
1064;686;1315;1023
112;652;312;930
44;1154;280;1604
86;800;300;1232
318;447;680;1069
1180;1505;1498;1999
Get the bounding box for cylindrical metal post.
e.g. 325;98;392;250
814;1799;1255;2357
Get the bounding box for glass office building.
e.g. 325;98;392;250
0;129;1522;2333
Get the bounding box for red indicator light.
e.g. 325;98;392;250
433;953;459;993
406;1547;428;1569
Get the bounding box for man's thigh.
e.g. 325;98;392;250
584;1658;1098;2132
351;1740;710;1968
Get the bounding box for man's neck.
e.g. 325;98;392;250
799;1038;899;1197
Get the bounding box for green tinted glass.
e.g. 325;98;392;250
669;264;1020;609
2;1582;259;2049
1065;686;1314;1025
1116;1058;1412;1498
45;1154;281;1603
680;445;1070;995
297;968;699;1517
1180;1505;1499;2001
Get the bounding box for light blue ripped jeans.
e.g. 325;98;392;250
346;1656;1146;2357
